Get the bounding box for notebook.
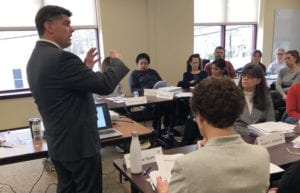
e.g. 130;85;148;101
96;103;123;139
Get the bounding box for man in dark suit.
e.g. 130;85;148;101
27;5;129;193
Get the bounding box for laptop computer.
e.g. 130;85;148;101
96;103;123;139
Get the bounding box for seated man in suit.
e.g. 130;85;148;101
156;77;270;193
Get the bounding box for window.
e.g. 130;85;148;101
12;69;24;89
0;0;101;95
194;0;259;69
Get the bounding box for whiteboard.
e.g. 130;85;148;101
273;9;300;55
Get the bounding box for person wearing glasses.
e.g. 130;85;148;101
156;77;270;193
267;48;286;75
234;64;275;136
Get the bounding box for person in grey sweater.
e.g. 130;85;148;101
276;50;300;100
156;77;270;193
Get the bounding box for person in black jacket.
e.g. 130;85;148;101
27;5;129;193
129;53;162;95
181;53;207;89
128;53;169;132
268;160;300;193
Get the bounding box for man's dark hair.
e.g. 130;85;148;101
35;5;72;37
190;77;244;128
135;53;151;64
214;46;225;52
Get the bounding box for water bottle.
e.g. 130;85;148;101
29;118;42;144
130;131;142;174
133;91;139;97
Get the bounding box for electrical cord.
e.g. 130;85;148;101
0;182;17;193
28;160;46;193
102;169;116;175
44;183;57;193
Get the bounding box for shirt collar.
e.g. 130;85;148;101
38;39;62;49
205;134;244;147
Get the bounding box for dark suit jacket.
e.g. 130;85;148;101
27;41;129;161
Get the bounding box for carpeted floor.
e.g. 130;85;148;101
0;146;130;193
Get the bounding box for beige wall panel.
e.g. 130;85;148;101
150;0;194;86
100;0;149;94
0;97;40;130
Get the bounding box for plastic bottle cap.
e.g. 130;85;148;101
132;131;139;137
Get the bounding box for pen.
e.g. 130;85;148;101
143;165;152;176
0;145;13;148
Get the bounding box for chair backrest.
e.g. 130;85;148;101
153;80;167;89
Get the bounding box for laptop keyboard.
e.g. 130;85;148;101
99;130;115;135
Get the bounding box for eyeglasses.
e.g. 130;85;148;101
276;53;285;55
241;74;256;79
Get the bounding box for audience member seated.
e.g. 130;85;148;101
268;160;300;193
276;50;300;100
128;53;169;132
94;57;125;99
156;77;270;193
234;64;275;136
211;58;228;77
245;50;266;74
204;46;237;78
129;53;162;95
284;82;300;124
180;53;207;88
267;48;286;75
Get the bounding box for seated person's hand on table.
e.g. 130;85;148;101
156;176;169;193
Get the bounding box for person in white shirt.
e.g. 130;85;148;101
267;48;286;75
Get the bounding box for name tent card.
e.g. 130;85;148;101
156;91;174;100
256;132;285;148
124;96;147;106
144;89;158;96
124;147;163;168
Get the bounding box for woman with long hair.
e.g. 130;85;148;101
181;53;207;88
276;50;300;100
234;64;275;136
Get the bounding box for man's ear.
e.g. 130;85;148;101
44;21;54;34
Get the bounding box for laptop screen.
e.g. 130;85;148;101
95;103;113;129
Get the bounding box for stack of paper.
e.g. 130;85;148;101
270;162;284;174
149;154;183;187
248;121;295;137
158;86;182;93
292;136;300;148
